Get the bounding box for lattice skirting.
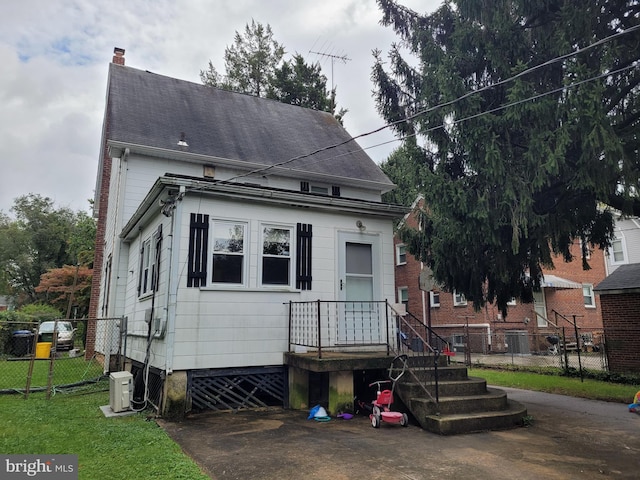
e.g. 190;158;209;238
188;366;288;412
130;361;165;412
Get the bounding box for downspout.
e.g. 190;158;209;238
164;187;185;375
107;148;129;318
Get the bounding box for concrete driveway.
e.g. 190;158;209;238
159;387;639;480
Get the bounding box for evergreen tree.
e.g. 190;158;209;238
200;22;346;121
372;0;640;314
267;54;347;122
380;140;432;206
200;20;285;97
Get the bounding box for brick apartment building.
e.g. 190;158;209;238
394;197;607;355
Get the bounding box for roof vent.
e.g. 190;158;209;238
177;132;189;147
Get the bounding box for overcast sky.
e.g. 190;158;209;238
0;0;441;215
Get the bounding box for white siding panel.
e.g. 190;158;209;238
119;190;397;372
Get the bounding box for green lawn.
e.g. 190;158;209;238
469;367;639;403
0;390;210;480
1;368;636;480
0;356;104;390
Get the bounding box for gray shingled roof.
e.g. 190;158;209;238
594;263;640;292
106;64;394;188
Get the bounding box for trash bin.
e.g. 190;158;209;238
35;342;52;359
12;330;35;357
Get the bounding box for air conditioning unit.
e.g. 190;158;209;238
109;371;133;413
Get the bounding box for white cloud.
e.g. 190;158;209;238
0;0;440;214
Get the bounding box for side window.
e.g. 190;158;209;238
138;238;152;296
396;244;407;265
430;291;440;308
453;291;467;306
583;284;595;308
609;237;626;264
138;225;163;297
398;287;408;305
212;221;246;285
261;225;293;286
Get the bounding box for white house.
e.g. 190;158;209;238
606;214;640;274
92;49;406;417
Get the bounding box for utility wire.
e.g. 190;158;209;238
235;62;639;175
222;24;639;182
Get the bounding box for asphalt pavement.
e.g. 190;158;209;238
159;387;640;480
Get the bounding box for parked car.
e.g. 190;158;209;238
38;321;76;350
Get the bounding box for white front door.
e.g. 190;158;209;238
337;232;381;343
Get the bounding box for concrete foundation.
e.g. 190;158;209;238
162;371;188;420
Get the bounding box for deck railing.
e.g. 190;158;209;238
288;300;453;403
288;300;392;358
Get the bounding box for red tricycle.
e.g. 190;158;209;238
369;354;409;428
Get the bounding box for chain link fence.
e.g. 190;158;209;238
436;327;609;374
0;318;124;397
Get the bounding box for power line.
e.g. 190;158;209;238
225;24;640;182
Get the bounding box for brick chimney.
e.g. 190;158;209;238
112;47;125;65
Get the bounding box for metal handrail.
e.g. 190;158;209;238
287;300;450;405
388;304;453;404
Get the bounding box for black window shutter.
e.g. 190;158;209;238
296;223;312;290
331;186;341;197
187;213;209;287
300;181;310;192
137;244;143;296
151;224;163;292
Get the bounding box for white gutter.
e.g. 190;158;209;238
107;140;396;193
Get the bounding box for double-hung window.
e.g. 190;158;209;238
430;291;440;308
138;225;163;296
396;244;407;265
139;238;152;296
610;237;626;264
187;214;312;290
583;284;595;308
453;290;467;306
212;221;246;285
261;225;292;286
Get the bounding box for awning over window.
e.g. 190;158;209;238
541;274;582;289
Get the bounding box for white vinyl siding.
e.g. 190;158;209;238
166;197;398;370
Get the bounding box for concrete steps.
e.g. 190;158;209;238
396;363;528;435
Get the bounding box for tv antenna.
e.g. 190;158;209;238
309;49;351;93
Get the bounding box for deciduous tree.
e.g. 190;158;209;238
0;195;95;306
